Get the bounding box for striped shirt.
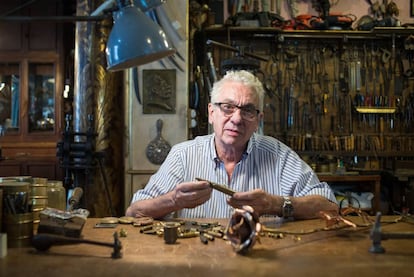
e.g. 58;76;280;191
131;133;337;218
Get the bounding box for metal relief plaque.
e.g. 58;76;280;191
143;69;176;114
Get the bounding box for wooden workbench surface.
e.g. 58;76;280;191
2;216;414;277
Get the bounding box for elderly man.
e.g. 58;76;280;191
126;70;338;219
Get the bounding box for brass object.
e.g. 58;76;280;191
195;178;236;196
118;216;135;224
100;217;119;224
143;69;176;114
163;222;180;244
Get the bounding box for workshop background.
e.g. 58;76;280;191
129;0;414;217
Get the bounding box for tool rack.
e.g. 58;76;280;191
191;27;414;172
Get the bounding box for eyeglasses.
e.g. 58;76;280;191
214;102;260;121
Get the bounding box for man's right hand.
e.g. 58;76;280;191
171;180;213;209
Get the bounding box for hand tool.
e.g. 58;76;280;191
132;67;141;104
369;212;414;254
266;103;277;132
206;51;217;83
264;55;279;97
195;178;236;196
287;85;295;129
32;232;122;258
394;49;404;96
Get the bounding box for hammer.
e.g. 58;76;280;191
369;212;414;253
32;232;122;259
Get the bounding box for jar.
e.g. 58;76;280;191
46;181;66;211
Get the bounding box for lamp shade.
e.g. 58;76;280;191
106;2;175;71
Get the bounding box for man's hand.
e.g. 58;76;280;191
227;189;276;215
172;180;213;209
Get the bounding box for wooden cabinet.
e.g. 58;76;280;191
0;157;63;180
0;1;68;181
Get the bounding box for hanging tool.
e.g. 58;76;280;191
146;119;171;165
266;103;277;132
206;50;218;83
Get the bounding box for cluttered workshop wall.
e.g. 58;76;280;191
220;1;412;27
190;0;414;173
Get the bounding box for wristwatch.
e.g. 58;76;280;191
282;196;294;218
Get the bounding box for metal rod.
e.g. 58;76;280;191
195;178;236;196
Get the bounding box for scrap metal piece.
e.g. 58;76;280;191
226;205;261;255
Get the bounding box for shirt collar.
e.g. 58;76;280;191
210;133;256;162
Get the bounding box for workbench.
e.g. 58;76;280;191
318;174;381;213
2;216;414;276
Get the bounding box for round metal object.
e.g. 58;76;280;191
100;217;119;224
146;119;171;165
226;205;261;254
118;216;135;224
